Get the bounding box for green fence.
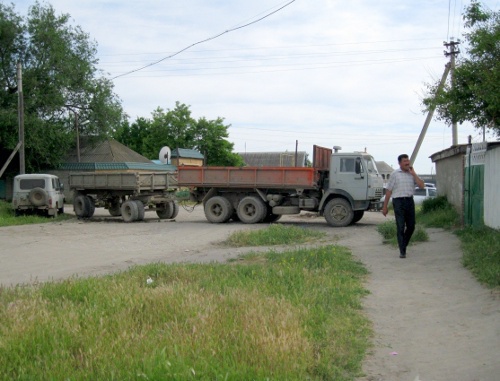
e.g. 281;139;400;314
464;142;486;227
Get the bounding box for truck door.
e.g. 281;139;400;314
331;156;367;201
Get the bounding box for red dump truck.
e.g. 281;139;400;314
177;145;383;227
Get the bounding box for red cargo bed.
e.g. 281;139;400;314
177;166;318;189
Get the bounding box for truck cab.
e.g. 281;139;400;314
12;174;65;217
317;152;384;226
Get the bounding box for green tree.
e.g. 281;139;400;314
113;102;244;166
0;2;124;172
423;1;499;136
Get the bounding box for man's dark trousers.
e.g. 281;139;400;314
392;197;416;256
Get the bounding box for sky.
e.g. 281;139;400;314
11;0;499;173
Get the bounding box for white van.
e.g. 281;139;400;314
12;174;65;217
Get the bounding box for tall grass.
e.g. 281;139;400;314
223;224;326;247
417;196;460;228
0;200;72;227
457;226;500;287
376;220;428;246
0;245;370;380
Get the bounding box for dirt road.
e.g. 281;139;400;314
0;206;498;380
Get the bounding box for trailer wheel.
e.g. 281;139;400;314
29;188;48;206
237;196;267;224
121;200;139;222
351;210;364;224
74;195;92;218
108;198;122;216
87;197;96;218
156;201;177;219
324;198;354;227
169;201;179;219
135;200;145;221
204;196;233;223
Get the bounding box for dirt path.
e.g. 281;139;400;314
0;206;498;380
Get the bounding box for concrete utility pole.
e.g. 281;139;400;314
410;39;460;164
17;61;25;174
444;38;460;146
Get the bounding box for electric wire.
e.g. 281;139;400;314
111;0;296;80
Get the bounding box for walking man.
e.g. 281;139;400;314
382;154;425;258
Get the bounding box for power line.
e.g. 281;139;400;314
111;0;296;80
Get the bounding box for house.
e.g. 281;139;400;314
375;161;393;185
239;151;308;167
431;141;500;228
170;148;204;167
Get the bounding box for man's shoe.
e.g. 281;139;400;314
399;254;406;258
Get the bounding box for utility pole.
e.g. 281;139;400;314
444;38;460;146
17;61;25;174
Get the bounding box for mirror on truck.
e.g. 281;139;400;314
355;157;362;174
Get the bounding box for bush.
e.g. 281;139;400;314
418;196;460;229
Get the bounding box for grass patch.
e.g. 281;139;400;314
223;224;326;247
0;246;371;380
376;220;428;246
0;200;73;227
456;226;500;288
416;196;460;229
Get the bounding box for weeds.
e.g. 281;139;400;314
0;200;72;227
223;223;326;247
0;244;370;380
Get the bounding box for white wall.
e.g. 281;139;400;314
484;146;500;229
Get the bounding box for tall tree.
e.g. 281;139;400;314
423;1;499;136
113;102;244;166
0;2;124;172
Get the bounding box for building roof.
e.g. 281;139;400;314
171;148;204;159
239;151;308;167
64;139;152;164
375;161;393;174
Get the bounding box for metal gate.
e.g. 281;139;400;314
464;142;486;227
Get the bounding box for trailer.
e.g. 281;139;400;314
69;171;179;222
177;145;384;227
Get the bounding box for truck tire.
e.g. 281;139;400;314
74;195;92;218
237;196;267;224
135;200;145;221
156;201;177;219
204;196;233;223
121;200;139;222
351;210;364;224
108;199;122;216
29;188;48;207
87;197;96;218
324;198;354;227
169;201;179;219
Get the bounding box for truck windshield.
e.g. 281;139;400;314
366;158;379;174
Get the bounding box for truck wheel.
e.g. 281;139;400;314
351;210;364;224
87;197;96;218
74;195;92;218
156;202;176;219
121;200;139;222
29;188;48;207
237;196;267;224
135;200;145;221
324;198;354;227
204;196;233;223
108;199;121;216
